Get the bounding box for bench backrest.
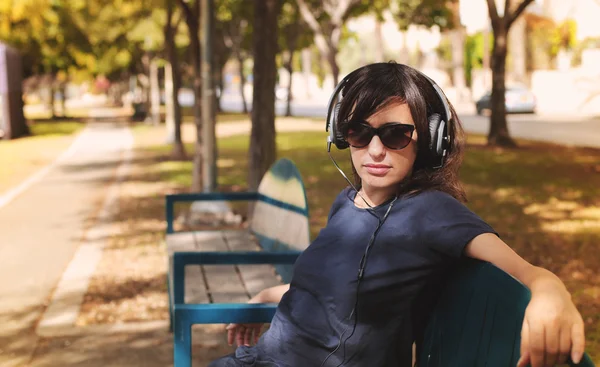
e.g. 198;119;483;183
419;258;595;367
250;158;310;283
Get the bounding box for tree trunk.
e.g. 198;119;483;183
449;27;467;102
191;30;204;190
285;55;294;117
301;48;312;99
327;44;340;86
150;59;161;125
59;83;67;117
171;64;185;158
48;75;57;119
374;19;385;62
488;29;516;147
248;0;279;190
215;67;223;113
236;52;248;113
177;0;204;191
165;0;185;159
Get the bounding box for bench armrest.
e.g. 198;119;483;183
172;251;301;304
165;192;259;234
173;303;277;324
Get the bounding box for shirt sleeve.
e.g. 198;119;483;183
327;187;352;222
420;191;498;258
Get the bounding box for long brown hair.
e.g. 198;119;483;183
337;62;467;202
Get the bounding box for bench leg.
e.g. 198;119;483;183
167;275;173;332
173;308;192;367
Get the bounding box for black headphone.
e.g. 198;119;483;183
325;63;452;169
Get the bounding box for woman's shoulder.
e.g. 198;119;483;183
327;186;354;220
404;189;462;207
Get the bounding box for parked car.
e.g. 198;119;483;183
475;85;536;115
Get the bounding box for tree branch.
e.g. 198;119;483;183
175;0;193;23
486;0;501;31
331;0;360;25
296;0;323;35
507;0;535;29
503;0;511;22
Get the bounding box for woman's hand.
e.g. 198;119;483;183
225;290;268;347
226;322;264;346
517;284;585;367
224;284;290;347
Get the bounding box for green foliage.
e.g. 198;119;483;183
29;120;83;137
0;0;93;77
394;0;457;31
464;32;492;87
572;36;600;67
349;0;392;21
277;0;313;72
526;18;578;70
550;19;577;55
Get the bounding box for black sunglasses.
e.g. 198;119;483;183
344;122;416;150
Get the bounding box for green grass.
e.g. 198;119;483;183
28;120;84;137
140;130;600;362
181;107;250;124
0;120;85;194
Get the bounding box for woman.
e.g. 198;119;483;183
210;62;585;367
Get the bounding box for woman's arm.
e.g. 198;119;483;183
226;284;291;346
251;284;290;303
464;233;585;367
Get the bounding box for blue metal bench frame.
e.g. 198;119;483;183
419;258;595;367
165;158;310;367
172;251;300;367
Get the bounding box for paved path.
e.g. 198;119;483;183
0;122;132;366
0;119;321;367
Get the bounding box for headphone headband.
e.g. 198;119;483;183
325;65;451;134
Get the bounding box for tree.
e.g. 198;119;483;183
486;0;534;147
176;0;205;191
447;0;468;101
164;0;186;158
295;0;363;86
279;0;313;116
248;0;281;190
218;0;253;113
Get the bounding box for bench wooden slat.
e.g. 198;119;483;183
166;232;198;253
195;231;250;303
167;232;201;304
184;266;208;304
223;231;282;297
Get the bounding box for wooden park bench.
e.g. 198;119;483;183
164;158;310;367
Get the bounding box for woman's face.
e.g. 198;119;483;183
349;102;418;199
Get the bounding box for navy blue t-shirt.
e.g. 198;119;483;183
210;188;496;367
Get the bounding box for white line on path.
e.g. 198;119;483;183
0;127;91;210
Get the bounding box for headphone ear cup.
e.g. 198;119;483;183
428;113;442;156
332;102;349;149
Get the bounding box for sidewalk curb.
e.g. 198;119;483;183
35;127;134;338
0;127;90;210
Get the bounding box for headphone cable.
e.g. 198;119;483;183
319;196;397;367
327;144;373;209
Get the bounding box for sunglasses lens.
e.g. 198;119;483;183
346;124;373;148
380;125;414;150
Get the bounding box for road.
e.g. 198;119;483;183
220;98;600;149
